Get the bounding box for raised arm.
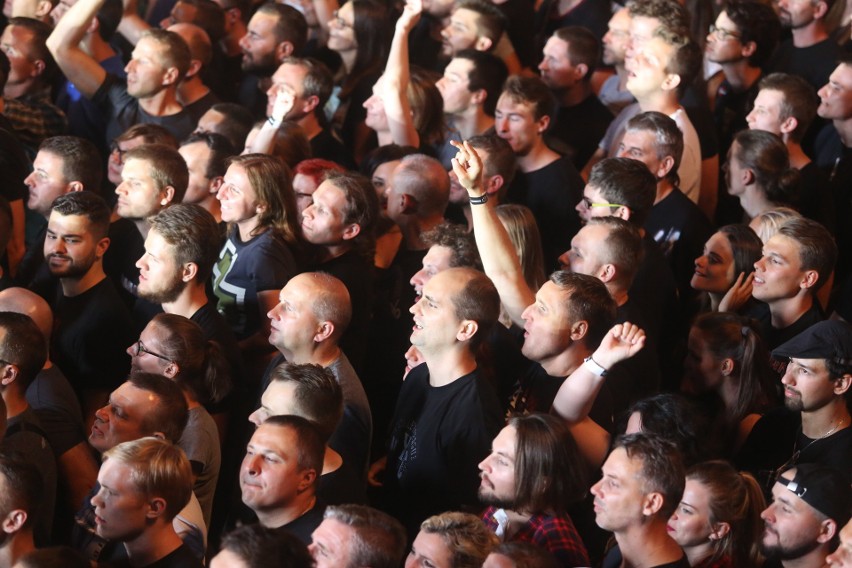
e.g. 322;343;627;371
452;140;534;325
250;89;296;155
379;0;420;147
551;322;646;423
46;0;108;99
117;0;151;46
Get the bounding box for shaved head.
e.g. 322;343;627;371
0;287;53;342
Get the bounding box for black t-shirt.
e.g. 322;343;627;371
383;364;503;536
93;74;195;147
767;38;841;91
548;95;614;170
644;188;713;315
190;301;244;415
506;157;584;270
713;76;761;158
602;546;690;568
108;544;203;568
795;161;835;233
47;277;134;393
497;0;537;69
536;0;610;47
310;128;355;169
272;503;326;545
758;301;824;352
318;460;367;506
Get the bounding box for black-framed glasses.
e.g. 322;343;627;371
709;24;741;41
110;142;128;164
132;340;171;363
331;9;352;28
580;197;628;210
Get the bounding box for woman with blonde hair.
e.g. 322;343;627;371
407;512;499;568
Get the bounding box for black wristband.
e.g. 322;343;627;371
469;194;488;205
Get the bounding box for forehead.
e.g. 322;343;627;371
755;89;785;109
536;280;569;313
273;62;307;85
2;25;34;49
314;180;347;205
716;10;739;30
829;63;852;89
543;36;570;57
603;446;641;477
451;7;480;25
134;37;164;58
629;15;658;38
262;380;298;411
423;245;454;267
765;234;801;260
493;425;517;454
280;274;318;302
179;140;212;163
112;381;158;408
706;231;733;253
621;128;656;150
250;423;297;455
144;229;174;255
576;223;609;243
496;94;535;115
422;269;462;297
47;212;92;234
609;8;631;29
34;150;65;169
248;11;279;32
445;57;474;78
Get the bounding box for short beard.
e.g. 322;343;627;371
138;275;186;305
761;534;822;561
478;488;516;510
46;254;96;280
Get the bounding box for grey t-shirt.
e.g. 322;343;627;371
178;406;221;528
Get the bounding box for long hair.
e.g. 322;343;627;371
340;0;391;99
686;461;766;567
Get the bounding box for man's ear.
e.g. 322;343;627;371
817;518;838;543
569;319;588;341
598;263;616;284
313;321;335;343
833;373;852;396
1;510;27;534
160;186;176;207
297;468;317;491
473;36;493;52
145;497;168;520
661;73;681;93
813;0;829;19
642;492;664;516
484;174;503;197
181;261;198;283
0;363;19;387
35;0;53;18
185;59;203;79
275;41;294;62
535;114;551;135
96;236;111;258
456;319;479;342
614;206;631;221
163;362;181;379
209;176;224;195
341;223;361;241
657;156;675;180
741;41;756;60
470;88;487;107
161;66;180;87
30;58;46;79
68;181;84;192
302;94;320;114
779;116;799;136
799;269;820;290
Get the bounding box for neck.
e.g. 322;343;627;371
557;82;593;107
720;61;761;91
607;283;629;307
3;81;36;101
792;23;828;48
615;520;684;568
708;291;723;312
339;50;356;75
780;548;830;568
60;265;107;298
834;118;852;148
399;215;443;250
297;113;324;140
637;91;680;116
316;243;352;263
422;349;477;387
162;284;210;320
787;141;811;169
138;88;183;117
503;509;534;537
684;541;717;568
237;218;262;242
452;108;494;140
654;179;674;205
256;493;316;529
177;78;209;106
768;293;813;329
801;398;851;438
123;523;184;567
194;196;222;223
739;186;776;219
0;532;35;567
517;141;559;173
615;65;629;90
133;219;151;239
539;345;587;377
289;343;341;369
3;393;28;421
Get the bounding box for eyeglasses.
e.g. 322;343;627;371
110;142;129;164
331;9;353;28
580;197;628;210
709;24;741;41
132;340;172;363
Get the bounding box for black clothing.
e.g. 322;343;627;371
713;76;761;158
602;547;690;568
767;38;841;91
506;157;584;270
271;503;326;545
318;461;367;506
310;128;355;169
108;544;203;568
548;95;614;170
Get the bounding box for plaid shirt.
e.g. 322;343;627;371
4;88;66;154
483;506;590;567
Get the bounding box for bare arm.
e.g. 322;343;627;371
117;0;151;46
551;322;646;423
380;0;420;147
452;140;534;325
250;90;296;155
46;0;108;99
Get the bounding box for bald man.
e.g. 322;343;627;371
0;287;99;510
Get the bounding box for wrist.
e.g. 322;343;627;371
583;354;609;377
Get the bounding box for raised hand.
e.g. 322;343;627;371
591;322;646;370
718;271;754;313
397;0;422;31
449;139;484;193
271;88;295;124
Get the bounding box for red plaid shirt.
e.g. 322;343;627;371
483;506;590;567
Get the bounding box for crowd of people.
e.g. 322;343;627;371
1;0;852;564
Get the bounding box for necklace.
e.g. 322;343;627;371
773;416;848;481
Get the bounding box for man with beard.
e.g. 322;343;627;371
137;204;240;379
761;464;852;568
737;320;852;485
479;413;590;566
48;0;196;144
237;2;307;118
766;0;840;92
42;192;134;429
